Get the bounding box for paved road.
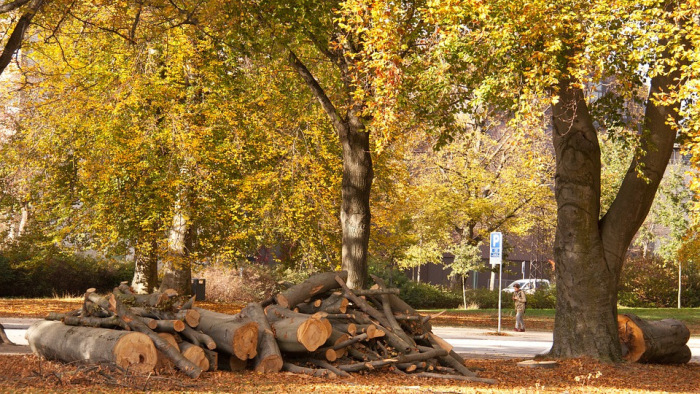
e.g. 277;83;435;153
2;318;699;362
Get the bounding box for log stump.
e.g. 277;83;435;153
617;313;691;364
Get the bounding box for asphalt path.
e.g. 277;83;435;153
2;318;699;362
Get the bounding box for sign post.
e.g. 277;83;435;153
490;232;503;333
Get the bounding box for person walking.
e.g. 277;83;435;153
512;283;527;332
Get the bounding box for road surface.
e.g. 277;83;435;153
2;318;699;362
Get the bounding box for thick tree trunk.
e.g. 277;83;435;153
26;320;157;374
339;121;373;289
549;79;624;361
287;50;373;290
550;51;680;361
618;314;691;364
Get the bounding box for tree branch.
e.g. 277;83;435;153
287;48;345;132
0;0;43;75
0;0;29;13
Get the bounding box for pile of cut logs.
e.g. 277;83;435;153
26;271;496;383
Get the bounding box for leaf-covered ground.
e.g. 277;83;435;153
0;354;698;393
2;298;699;392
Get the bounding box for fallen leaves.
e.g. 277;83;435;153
0;354;698;393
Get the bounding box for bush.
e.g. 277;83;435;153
196;264;278;303
459;287;556;309
618;256;700;307
369;264;461;309
0;236;133;297
399;281;462;309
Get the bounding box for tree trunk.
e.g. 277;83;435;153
179;341;210;371
339;121;373;289
550;51;680;361
132;238;159;294
618;314;691;364
26;320;157;374
160;199;192;295
549;78;620;360
275;271;347;309
286;50;372;290
270;316;330;353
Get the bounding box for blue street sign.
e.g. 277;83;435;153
490;232;502;265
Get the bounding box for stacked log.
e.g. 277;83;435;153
29;283;259;379
27;273;496;384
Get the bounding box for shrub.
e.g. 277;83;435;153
196;264;277;303
458;287;556;310
618;256;700;307
0;236;133;297
369;264;461;309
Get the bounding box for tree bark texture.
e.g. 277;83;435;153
618;314;691;364
160;199;193;295
26;320;157;374
131;239;159;294
275;271;347;309
194;307;258;361
550;48;681;361
339;120;373;290
287;49;373;290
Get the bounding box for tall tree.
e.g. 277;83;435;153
429;0;695;361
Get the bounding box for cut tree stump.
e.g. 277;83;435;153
617;313;691;364
26;320;157;373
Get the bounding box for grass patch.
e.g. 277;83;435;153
420;307;700;334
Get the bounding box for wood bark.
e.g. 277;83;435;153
131;238;159;294
275;271;347;309
106;294;202;378
617;314;691;364
154;332;179;371
241;302;283;373
548;5;684;362
270;316;330;353
195;307;258;360
287;46;372;290
27;321;157;374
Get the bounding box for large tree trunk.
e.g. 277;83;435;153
26;320;158;374
339;120;373;289
132;238;159;294
160;199;192;295
287;50;373;290
549;49;681;360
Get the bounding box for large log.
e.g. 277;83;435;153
26;321;157;374
194;307;259;360
241;302;283;373
617;314;692;364
275;271;348;309
271;316;330;353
